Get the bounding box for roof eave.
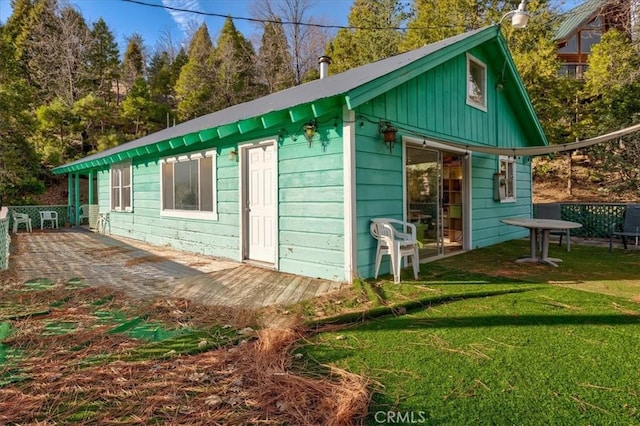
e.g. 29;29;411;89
52;95;347;175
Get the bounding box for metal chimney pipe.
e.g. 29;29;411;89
318;56;332;79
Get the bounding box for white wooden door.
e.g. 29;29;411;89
246;144;276;263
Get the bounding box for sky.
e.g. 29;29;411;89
0;0;353;52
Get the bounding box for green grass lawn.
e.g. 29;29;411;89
302;241;640;425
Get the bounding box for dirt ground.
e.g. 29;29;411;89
533;156;640;203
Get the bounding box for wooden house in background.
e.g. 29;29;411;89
555;0;631;78
53;26;547;283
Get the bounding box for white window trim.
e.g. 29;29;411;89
499;155;517;203
159;149;218;220
466;53;487;112
110;161;133;212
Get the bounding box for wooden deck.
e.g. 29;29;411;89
172;265;343;308
5;228;347;309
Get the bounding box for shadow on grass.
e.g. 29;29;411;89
350;313;640;330
308;286;543;327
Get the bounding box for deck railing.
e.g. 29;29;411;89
0;207;10;270
535;203;633;238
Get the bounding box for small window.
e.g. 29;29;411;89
111;162;132;211
499;156;516;202
466;54;487;111
161;150;217;219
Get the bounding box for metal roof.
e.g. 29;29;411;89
554;0;607;41
53;25;546;174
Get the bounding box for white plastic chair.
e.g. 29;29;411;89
12;212;32;233
370;218;420;283
96;212;110;235
39;211;59;229
79;204;90;224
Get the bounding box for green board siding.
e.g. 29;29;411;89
94;118;346;282
470;153;531;248
97;147;242;260
277;120;346;281
359;48;537;150
354;127;404;278
355;49;535;278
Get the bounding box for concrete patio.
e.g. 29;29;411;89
4;228;347;309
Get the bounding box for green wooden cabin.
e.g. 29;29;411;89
53;26;547;283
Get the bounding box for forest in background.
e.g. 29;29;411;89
1;0;640;205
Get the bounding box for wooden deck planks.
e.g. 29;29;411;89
273;275;306;306
253;273;293;307
12;230;347;309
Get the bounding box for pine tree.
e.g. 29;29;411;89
325;0;408;73
2;0;34;61
72;93;112;153
0;23;44;203
401;0;459;50
121;34;146;92
147;51;172;103
581;29;640;192
212;17;262;109
120;78;156;137
257;19;295;93
170;47;188;87
86;18;120;104
33;98;78;165
175;24;215;120
401;0;501;51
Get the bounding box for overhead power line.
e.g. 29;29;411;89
121;0;465;31
123;0;594;33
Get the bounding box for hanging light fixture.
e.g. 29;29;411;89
379;121;398;154
303;120;317;146
499;0;529;28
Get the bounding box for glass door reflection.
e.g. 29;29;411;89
406;147;443;258
406;147;464;260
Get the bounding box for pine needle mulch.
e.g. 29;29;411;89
0;276;371;425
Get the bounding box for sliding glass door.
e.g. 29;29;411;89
406;147;443;258
406;146;465;260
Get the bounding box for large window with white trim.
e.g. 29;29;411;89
466;54;487;111
499;156;516;202
161;150;217;218
111;162;132;211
